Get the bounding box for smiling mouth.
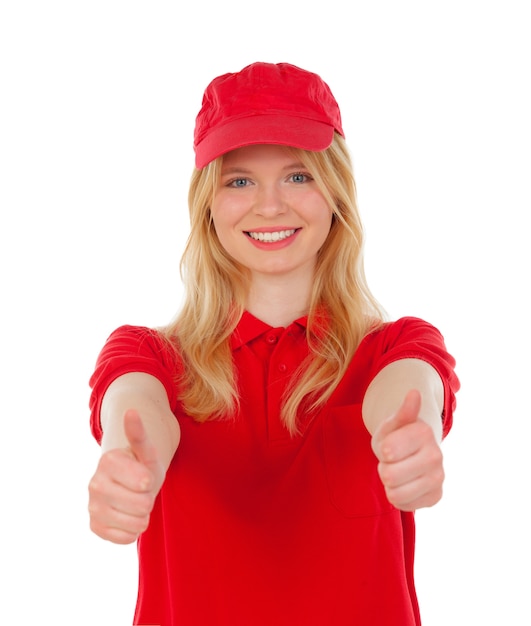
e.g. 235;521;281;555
245;229;298;243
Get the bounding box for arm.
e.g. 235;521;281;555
100;372;181;465
362;358;444;440
88;372;181;544
362;358;445;511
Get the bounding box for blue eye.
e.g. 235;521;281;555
291;172;310;183
229;178;249;188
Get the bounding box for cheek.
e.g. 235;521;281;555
211;196;246;229
301;189;332;224
210;201;229;236
313;204;334;233
316;210;334;250
210;209;239;256
211;218;230;250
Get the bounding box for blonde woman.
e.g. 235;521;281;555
88;62;459;626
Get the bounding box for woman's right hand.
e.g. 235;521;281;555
88;409;165;544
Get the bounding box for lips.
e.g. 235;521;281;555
245;229;298;243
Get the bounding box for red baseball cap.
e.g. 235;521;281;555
193;62;345;169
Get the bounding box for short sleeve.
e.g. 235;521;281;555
364;317;460;438
88;325;181;444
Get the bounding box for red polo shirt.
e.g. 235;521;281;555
89;313;459;626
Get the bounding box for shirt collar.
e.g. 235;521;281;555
230;311;308;350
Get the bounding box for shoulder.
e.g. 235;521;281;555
355;315;458;394
90;324;183;402
360;316;460;436
89;325;184;442
366;316;447;349
100;325;179;361
103;324;165;347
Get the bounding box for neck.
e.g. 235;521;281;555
245;271;313;328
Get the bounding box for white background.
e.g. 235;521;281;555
1;1;529;624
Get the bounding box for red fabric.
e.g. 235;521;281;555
89;314;459;626
193;62;344;169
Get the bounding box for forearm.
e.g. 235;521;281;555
362;358;444;441
100;372;181;472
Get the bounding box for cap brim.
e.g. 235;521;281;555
194;114;335;169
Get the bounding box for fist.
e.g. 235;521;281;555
371;389;444;511
88;409;164;544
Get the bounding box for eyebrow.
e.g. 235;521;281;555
220;166;253;176
220;162;307;176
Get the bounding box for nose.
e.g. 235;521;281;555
253;184;287;218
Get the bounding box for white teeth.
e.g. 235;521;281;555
247;229;296;242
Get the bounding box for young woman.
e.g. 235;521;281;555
88;62;459;625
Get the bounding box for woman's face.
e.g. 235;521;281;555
211;144;333;284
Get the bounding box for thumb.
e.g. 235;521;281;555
373;389;422;443
123;409;160;476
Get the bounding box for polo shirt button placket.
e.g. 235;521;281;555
266;330;293;442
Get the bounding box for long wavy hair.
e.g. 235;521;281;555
162;134;386;435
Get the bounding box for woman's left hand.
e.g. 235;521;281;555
371;389;445;511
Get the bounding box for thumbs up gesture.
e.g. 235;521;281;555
371;390;445;511
88;409;165;544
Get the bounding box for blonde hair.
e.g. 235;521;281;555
162;134;386;435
